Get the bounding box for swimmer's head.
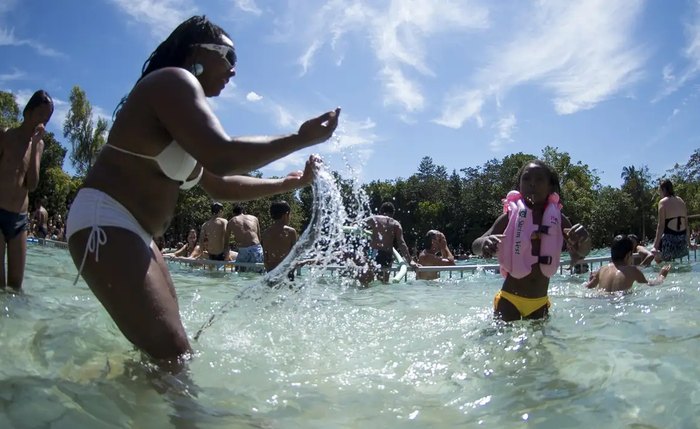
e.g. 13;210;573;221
659;179;674;197
379;202;395;216
23;90;54;125
611;234;634;263
211;201;223;214
270;200;291;220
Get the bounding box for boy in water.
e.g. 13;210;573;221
585;235;671;292
0;90;53;291
472;160;591;321
261;200;298;271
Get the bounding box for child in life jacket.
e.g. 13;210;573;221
471;160;592;321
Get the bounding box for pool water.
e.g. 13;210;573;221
1;244;699;428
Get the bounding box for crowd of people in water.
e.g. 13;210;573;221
1;15;698;371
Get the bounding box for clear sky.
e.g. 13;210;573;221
2;0;699;187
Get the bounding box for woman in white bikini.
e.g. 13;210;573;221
66;16;339;369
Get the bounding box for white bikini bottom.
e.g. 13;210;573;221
66;188;153;284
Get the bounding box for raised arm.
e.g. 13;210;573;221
199;155;318;201
25;125;45;191
472;213;508;257
147;69;339;177
644;264;671;286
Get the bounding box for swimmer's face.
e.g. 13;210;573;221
187;229;197;242
194;35;236;97
519;163;552;205
25;103;53;127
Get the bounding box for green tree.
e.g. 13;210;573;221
588;186;635;247
63;86;109;176
620;165;655;239
0;91;21;129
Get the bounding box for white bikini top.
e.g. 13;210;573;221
104;141;203;190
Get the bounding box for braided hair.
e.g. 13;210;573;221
114;15;233;117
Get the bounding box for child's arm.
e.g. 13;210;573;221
584;270;600;289
471;213;508;258
642;264;671;286
637;246;654;267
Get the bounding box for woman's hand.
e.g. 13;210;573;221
297;108;340;146
284;154;322;187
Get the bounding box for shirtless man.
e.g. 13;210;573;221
33;196;49;239
200;202;228;260
585;235;670;293
362;202;417;283
0;90;53;291
261;200;297;271
226;204;263;269
416;229;455;280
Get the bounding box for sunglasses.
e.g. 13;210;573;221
194;43;236;69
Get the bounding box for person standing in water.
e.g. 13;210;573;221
362;202;417;283
66;15;340;369
0;90;53;291
472;160;591;322
416;229;455;280
200;202;228;261
33;196;49;240
261;200;298;272
652;179;690;262
226;203;264;270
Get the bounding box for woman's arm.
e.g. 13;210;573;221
146;69;339;177
199;155;318;201
653;201;665;250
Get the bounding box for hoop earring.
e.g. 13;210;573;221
190;63;204;76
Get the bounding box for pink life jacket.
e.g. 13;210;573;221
498;190;563;279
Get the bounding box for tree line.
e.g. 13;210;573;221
2;87;698;251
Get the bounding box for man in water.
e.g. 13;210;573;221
33;196;49;240
200;202;229;261
226;203;263;271
416;229;455;280
0;90;53;291
585;235;670;292
261;200;297;272
362;202;417;283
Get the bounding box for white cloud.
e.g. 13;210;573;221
109;0;197;39
288;0;489;116
436;0;646;127
246;91;263;102
656;0;700;100
489;113;517;152
433;90;484;129
0;68;24;83
0;27;65;58
234;0;262;16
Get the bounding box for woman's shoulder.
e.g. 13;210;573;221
134;67;201;93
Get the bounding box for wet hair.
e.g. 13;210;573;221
516;159;561;196
115;15;234;116
23;90;54;117
424;230;439;249
379;202;395;216
611;234;634;262
211;201;223;214
232;204;245;216
270;200;291;220
660;179;674;196
627;234;639;246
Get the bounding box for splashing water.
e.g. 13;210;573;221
195;157;374;340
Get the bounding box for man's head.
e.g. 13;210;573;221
611;234;634;263
23;90;54;126
270;200;291;221
424;230;440;250
232;203;245;216
211;201;223;215
379;202;395;216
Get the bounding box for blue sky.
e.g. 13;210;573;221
2;0;699;187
